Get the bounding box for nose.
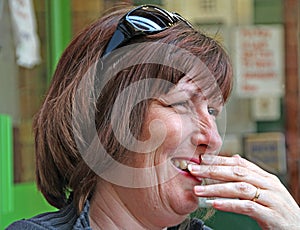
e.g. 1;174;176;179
190;113;222;154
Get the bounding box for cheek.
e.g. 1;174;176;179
165;117;184;146
148;112;185;151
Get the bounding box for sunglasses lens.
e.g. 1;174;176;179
127;6;177;32
102;5;192;57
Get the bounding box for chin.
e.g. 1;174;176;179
172;193;199;216
182;201;199;215
164;205;198;229
156;193;199;228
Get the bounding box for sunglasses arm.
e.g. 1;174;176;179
102;29;128;57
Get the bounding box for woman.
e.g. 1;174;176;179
7;4;300;230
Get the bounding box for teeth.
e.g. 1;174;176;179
172;159;196;170
173;159;180;168
180;160;188;170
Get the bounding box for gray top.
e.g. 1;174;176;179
6;200;211;230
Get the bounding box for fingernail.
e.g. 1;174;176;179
198;198;214;208
194;186;204;193
204;199;215;207
188;164;199;172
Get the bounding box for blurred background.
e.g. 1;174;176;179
0;0;299;229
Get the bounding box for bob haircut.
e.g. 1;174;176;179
34;6;233;212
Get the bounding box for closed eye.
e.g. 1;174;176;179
170;101;191;114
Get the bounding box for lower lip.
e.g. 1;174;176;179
177;168;202;183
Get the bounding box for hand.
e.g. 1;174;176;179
188;154;300;230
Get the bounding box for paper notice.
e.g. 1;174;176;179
9;0;41;68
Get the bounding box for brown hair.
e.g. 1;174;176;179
34;6;233;212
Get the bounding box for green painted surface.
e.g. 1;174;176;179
0;115;55;229
133;0;162;6
46;0;72;83
0;182;56;229
0;115;13;215
1;0;72;227
204;211;261;229
254;0;283;24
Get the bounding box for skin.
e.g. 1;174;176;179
89;76;300;229
89;77;224;229
189;155;300;229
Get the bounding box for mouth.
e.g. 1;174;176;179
171;158;203;183
171;158;199;173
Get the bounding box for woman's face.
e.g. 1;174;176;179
114;76;224;227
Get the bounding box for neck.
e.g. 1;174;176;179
89;181;161;230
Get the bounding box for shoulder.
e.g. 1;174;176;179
6;219;48;230
5;203;78;230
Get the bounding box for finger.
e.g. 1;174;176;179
201;154;271;178
188;164;267;190
189;156;290;198
194;182;268;205
194;180;298;214
194;182;254;199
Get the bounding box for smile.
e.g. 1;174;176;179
171;159;198;172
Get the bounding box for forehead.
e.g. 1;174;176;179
176;73;223;100
158;73;224;106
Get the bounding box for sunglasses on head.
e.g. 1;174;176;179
101;5;193;57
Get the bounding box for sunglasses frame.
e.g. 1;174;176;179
101;5;192;57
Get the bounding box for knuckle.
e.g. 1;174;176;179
236;182;252;194
243;200;256;214
234;155;247;167
218;156;226;165
268;173;280;182
207;165;218;177
268;174;282;190
233;165;247;177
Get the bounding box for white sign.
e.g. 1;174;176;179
9;0;41;68
234;25;284;97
